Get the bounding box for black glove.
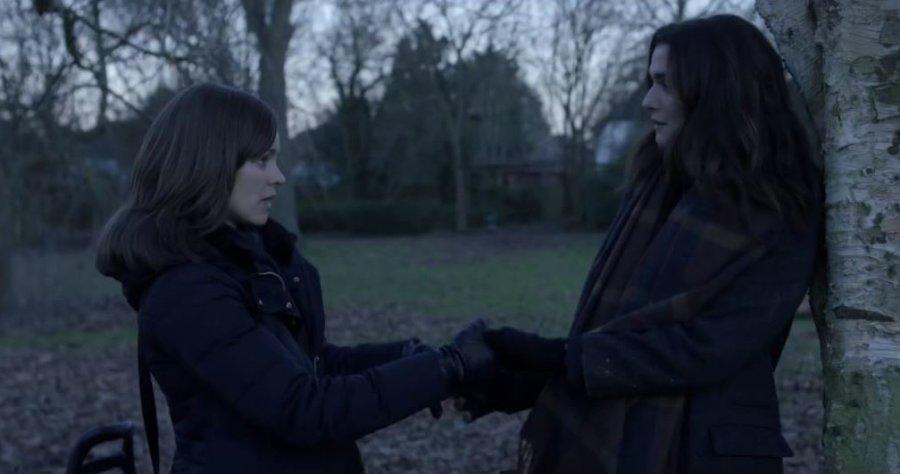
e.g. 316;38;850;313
454;367;551;422
400;338;444;419
484;327;566;373
438;319;497;391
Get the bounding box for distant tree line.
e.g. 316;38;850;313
0;0;748;248
295;20;557;233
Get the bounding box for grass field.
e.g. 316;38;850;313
0;230;823;473
303;232;600;337
1;230;602;347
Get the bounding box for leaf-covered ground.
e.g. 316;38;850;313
0;231;823;473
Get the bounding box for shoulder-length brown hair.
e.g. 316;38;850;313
630;14;822;229
96;83;277;277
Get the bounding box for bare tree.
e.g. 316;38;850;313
33;0;301;230
537;0;633;218
320;0;397;199
151;0;256;89
33;0;197;127
0;174;9;312
757;1;900;473
626;0;752;28
2;0;77;238
0;0;79;279
417;0;522;231
241;0;302;231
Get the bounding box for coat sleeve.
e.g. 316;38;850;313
320;340;416;375
144;264;450;447
569;231;816;399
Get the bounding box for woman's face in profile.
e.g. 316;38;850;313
228;135;285;226
642;44;685;154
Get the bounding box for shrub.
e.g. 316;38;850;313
501;188;544;223
433;203;492;229
475;186;561;226
298;199;440;235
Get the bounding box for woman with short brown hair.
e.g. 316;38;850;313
97;83;496;474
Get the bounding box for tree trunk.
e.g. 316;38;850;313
89;0;108;131
560;137;577;218
338;96;373;200
448;115;469;232
757;1;900;473
242;0;298;233
0;187;10;313
0;250;8;313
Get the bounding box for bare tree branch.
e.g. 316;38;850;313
36;0;191;63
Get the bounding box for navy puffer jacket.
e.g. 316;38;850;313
117;220;451;473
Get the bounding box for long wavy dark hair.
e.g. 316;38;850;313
630;14;821;229
96;83;277;277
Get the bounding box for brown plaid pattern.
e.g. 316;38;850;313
518;167;778;474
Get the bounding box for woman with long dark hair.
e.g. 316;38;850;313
96;83;496;473
458;14;822;474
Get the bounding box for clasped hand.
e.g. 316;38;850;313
410;321;568;422
453;325;567;422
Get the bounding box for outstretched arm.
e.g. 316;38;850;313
145;265;451;447
319;339;419;375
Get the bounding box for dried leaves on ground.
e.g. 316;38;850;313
0;231;823;473
1;308;822;473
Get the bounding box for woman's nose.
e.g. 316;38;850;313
271;164;286;186
641;88;656;111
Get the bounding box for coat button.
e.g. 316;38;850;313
286;302;293;309
292;276;300;284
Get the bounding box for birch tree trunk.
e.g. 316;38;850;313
757;1;900;473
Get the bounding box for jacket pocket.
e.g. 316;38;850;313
250;272;297;315
709;424;794;458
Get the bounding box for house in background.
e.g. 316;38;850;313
595;120;644;166
477;134;564;190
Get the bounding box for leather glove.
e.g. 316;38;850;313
454;366;551;422
438;319;497;391
401;338;444;419
484;327;566;372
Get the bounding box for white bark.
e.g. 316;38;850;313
757;1;900;473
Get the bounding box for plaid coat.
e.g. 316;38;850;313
520;169;820;474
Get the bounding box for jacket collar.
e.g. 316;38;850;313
204;219;299;271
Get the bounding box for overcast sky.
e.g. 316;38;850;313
1;0;759;135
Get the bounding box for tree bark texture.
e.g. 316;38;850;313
450;118;469;232
757;1;900;473
435;72;471;232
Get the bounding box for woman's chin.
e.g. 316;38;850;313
239;213;269;226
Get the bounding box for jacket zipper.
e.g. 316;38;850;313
257;270;318;384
